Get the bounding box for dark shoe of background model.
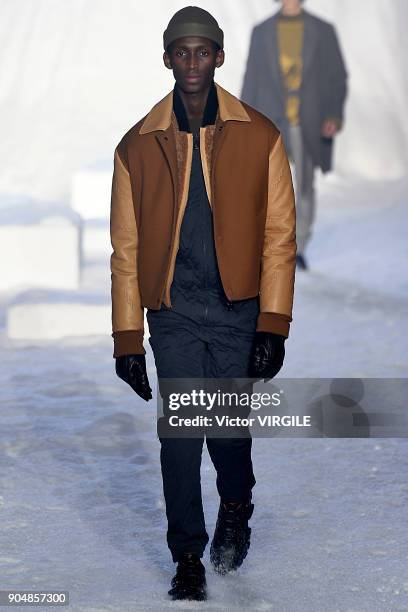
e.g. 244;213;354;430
210;499;254;575
168;552;207;601
296;253;308;270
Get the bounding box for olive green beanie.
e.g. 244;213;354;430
163;6;224;51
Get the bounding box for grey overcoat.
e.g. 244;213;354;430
240;9;348;172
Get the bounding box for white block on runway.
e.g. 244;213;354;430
0;206;81;291
6;289;150;341
71;170;112;220
7;289;110;339
82;219;111;259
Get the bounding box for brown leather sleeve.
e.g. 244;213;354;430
110;147;145;357
256;134;297;338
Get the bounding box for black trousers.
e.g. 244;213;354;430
147;305;258;562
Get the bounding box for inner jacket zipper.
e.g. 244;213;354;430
194;131;209;324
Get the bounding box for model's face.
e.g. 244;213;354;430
163;36;224;94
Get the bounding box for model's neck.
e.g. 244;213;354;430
281;3;303;16
175;83;211;120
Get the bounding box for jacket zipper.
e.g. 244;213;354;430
195;131;209;323
203;238;208;322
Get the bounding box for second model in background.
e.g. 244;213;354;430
241;0;348;270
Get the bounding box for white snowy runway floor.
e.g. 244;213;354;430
1;177;407;611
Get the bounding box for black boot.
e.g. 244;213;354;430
210;498;254;574
168;552;207;601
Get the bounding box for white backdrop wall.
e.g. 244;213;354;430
1;0;407;205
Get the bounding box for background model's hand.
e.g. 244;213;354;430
115;354;153;402
249;332;286;379
321;119;340;138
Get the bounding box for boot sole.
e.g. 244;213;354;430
168;586;207;601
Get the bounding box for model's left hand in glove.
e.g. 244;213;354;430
249;332;286;379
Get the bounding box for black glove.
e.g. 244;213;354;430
249;332;286;379
115;354;153;402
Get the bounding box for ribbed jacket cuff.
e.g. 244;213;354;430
256;313;291;338
112;330;145;358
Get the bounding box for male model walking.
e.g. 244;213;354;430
110;6;296;601
241;0;347;269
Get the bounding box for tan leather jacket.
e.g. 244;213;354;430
110;82;296;357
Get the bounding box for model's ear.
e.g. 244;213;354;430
215;49;225;69
163;51;172;70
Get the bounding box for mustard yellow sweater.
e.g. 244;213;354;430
277;13;304;125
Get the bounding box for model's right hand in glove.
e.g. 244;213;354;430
115;354;153;402
248;332;286;380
